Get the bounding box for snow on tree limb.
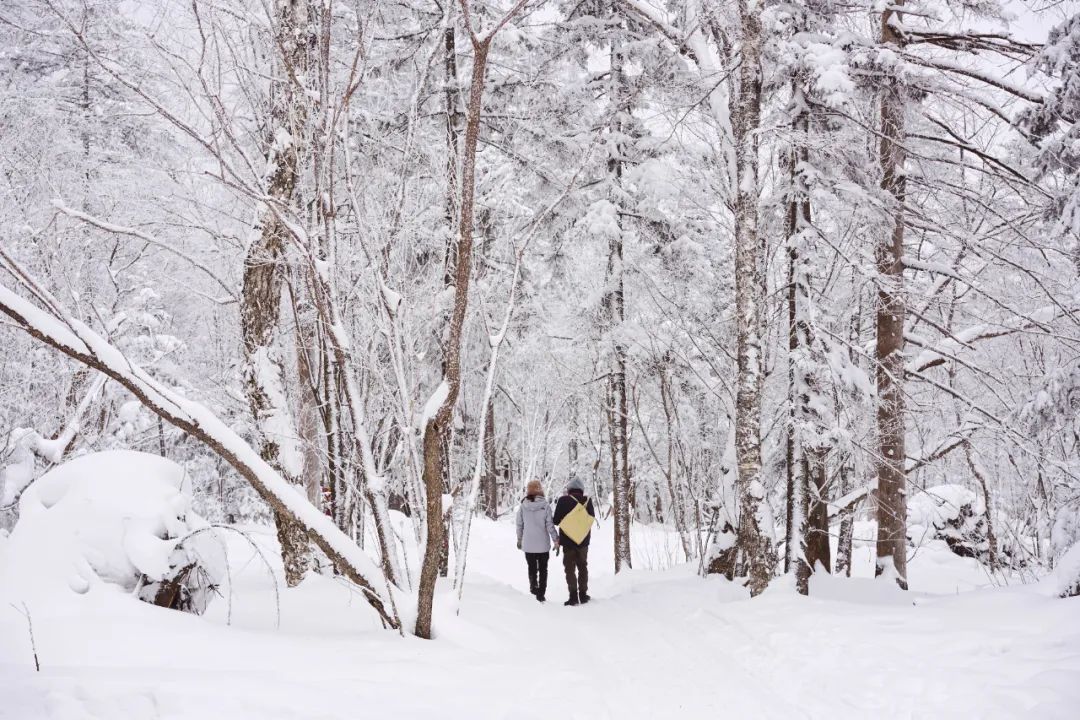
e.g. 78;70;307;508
17;374;106;464
0;264;400;630
906;304;1068;374
903;54;1044;104
51;201;237;302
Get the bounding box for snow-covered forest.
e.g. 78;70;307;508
1;0;1079;717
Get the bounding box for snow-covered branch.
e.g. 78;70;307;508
0;258;400;630
51;201;237;302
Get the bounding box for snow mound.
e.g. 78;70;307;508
1042;542;1080;598
908;484;989;561
0;450;221;612
909;484;979;529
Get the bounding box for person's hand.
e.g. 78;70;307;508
517;541;522;550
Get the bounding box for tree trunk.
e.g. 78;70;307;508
835;455;856;577
606;347;631;573
732;0;775;596
295;286;324;509
605;11;633;573
568;400;580;489
874;0;910;590
964;440;999;571
443;23;464;283
483;398;498;519
240;0;311;588
320;335;343;527
416;30;493;639
785;88;811;593
805;449;831;573
659;363;691;560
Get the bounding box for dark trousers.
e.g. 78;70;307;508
526;552;549;596
562;546;589;600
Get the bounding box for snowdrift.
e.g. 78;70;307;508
0;450;222;613
1;460;1078;719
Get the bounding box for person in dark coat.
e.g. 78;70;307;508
516;479;558;602
552;477;595;606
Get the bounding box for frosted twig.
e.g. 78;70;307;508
9;602;40;671
174;524;280;630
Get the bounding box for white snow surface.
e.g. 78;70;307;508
0;451;220;613
2;511;1078;719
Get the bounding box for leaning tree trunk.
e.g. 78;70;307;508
731;0;775;596
874;0;910;590
240;0;311;588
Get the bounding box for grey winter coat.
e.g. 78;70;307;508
516;496;558;553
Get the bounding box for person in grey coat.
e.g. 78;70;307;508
516;479;559;602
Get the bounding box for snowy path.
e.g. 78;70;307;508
2;518;1079;719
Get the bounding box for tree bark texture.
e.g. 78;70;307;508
805;451;831;573
483;398;498;519
732;0;775;596
416;34;492;640
835;454;856;577
785;95;810;593
443;24;464;283
874;0;910;590
605;12;633;573
240;0;311;588
295;285;325;508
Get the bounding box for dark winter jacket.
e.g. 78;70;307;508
553;490;595;549
516;495;558;553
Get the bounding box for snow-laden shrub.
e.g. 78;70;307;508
1041;542;1080;598
908;485;990;562
0;450;223;614
1051;504;1080;560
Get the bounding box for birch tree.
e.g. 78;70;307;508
730;0;776;596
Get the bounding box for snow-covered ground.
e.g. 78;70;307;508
2;482;1078;719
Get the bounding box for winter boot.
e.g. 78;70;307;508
564;595;579;606
580;593;591;604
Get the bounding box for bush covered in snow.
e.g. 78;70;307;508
1045;543;1080;598
908;485;991;562
0;450;223;614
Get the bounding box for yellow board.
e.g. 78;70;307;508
559;501;594;544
